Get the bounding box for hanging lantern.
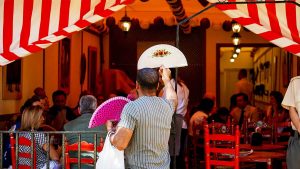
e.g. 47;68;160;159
232;33;241;45
232;20;241;33
120;7;131;32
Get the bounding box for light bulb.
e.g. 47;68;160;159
232;23;241;33
233;37;240;46
232;33;241;45
121;22;131;32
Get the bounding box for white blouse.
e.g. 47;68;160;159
162;79;189;128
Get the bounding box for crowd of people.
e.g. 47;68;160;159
2;66;294;169
3;87;109;169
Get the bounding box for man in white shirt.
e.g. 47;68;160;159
235;69;253;103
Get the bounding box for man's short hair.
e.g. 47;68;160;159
236;92;248;101
52;90;67;101
79;95;97;114
136;68;159;90
239;69;247;77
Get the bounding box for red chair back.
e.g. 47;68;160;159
65;140;103;169
190;120;206;167
10;133;37;169
204;124;240;169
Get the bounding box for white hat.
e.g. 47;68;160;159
137;44;188;70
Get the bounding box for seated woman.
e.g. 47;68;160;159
207;107;230;125
19;106;61;169
265;91;289;123
188;98;214;136
188;98;214;162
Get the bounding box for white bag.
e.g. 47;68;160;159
96;134;125;169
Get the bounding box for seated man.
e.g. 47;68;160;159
230;92;259;128
64;95;107;169
47;90;75;131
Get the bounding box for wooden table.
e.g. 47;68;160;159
240;151;286;169
240;144;286;151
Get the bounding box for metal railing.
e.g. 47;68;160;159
0;131;104;169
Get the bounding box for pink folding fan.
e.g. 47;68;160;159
88;96;131;128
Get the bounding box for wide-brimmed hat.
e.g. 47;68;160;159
137;44;188;70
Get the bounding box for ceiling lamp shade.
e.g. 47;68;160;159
120;7;131;32
137;44;188;70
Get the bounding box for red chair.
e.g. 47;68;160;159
10;133;37;169
65;140;104;169
204;124;240;169
189;120;206;168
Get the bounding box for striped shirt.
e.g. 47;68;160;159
118;96;175;169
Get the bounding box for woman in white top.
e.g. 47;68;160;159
160;69;189;169
282;76;300;169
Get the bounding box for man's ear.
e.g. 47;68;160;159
78;107;81;115
136;81;139;90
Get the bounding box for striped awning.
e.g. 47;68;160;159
208;0;300;56
0;0;133;66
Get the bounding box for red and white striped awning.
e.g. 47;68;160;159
208;0;300;56
0;0;133;66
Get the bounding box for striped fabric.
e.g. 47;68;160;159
0;0;133;66
208;0;300;56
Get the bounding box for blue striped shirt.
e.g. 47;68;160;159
118;96;175;169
